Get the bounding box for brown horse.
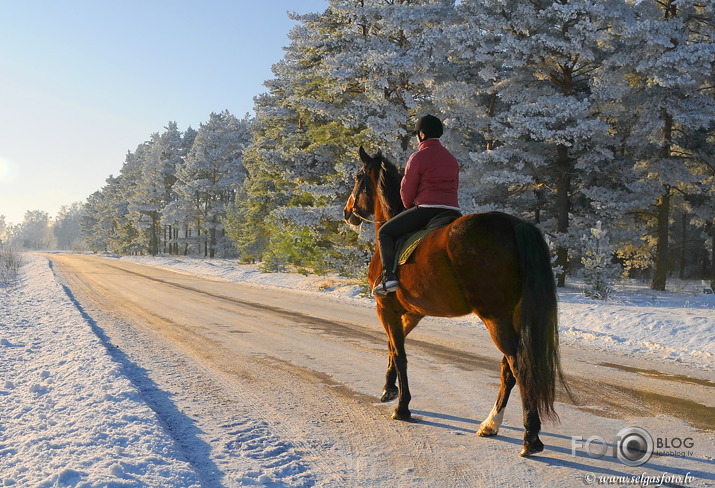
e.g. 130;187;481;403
344;147;565;456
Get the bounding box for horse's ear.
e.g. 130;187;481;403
359;145;371;166
376;149;383;160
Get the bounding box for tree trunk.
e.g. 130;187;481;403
678;211;686;280
209;225;216;259
149;214;159;256
184;226;190;256
555;144;571;287
534;188;544;224
485;92;497;151
710;223;715;290
651;188;671;291
651;109;674;291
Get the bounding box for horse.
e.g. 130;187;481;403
343;146;565;456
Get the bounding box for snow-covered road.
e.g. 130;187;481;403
1;253;713;487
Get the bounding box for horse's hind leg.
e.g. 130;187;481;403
519;394;544;456
477;356;516;436
481;319;544;456
505;355;544;457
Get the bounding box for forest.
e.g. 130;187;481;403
2;0;713;293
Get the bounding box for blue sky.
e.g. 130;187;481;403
0;1;327;225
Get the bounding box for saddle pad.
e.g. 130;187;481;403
397;228;434;266
394;210;461;268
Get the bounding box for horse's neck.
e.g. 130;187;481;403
373;194;400;236
372;167;403;229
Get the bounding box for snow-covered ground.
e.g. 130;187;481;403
0;255;203;487
0;253;713;487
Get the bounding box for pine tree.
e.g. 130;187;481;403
230;0;456;274
601;0;715;290
173;111;250;258
581;221;620;300
54;202;85;250
11;211;55;250
0;215;6;245
162;126;197;255
228;4;368;270
447;0;625;286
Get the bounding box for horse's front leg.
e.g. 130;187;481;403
381;313;422;403
391;335;411;420
381;342;398;402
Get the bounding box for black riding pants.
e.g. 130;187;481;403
378;206;448;274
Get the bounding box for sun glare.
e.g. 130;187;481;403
0;157;18;183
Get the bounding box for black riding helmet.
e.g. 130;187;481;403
414;114;443;139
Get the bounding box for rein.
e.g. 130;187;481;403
352;212;386;225
348;162;387;225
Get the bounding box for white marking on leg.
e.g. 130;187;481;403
477;404;504;436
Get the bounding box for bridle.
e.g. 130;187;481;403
347;162;386;225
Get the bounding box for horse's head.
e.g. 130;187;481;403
343;146;382;227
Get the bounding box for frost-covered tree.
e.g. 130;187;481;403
82;174;141;254
0;215;7;245
81;191;107;252
320;0;457;157
228;4;374;271
230;0;456;273
9;210;55;250
126;122;187;255
581;221;620;300
125;140;159;253
446;0;627;286
161;124;195;254
598;0;715;290
173;111;250;258
161;126;197;255
54;202;85;250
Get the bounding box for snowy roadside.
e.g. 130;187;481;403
0;254;203;487
119;254;715;372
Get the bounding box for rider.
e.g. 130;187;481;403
373;114;460;296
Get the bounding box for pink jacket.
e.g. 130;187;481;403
400;139;460;209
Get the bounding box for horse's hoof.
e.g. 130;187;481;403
391;409;411;421
476;426;498;437
380;388;398;403
519;438;544;457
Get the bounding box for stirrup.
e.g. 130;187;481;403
372;274;399;297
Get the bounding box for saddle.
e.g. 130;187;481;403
393;209;462;269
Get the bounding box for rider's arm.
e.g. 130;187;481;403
400;154;421;209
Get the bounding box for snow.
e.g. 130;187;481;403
1;253;713;487
0;255;202;487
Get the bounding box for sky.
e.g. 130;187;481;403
0;0;328;225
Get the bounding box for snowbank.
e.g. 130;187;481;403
0;255;202;487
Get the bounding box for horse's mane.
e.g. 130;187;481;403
377;156;405;219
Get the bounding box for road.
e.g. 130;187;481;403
46;253;715;487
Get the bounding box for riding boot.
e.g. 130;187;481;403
373;270;399;297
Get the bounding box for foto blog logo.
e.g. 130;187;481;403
572;426;655;467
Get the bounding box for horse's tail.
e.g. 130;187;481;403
514;222;566;421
